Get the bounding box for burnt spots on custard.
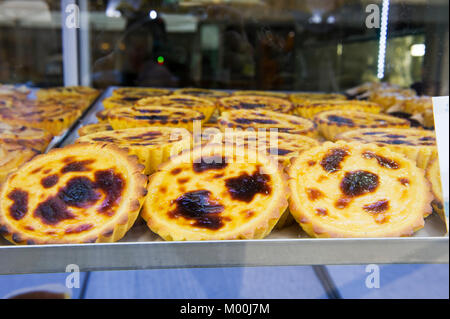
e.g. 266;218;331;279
268;148;291;156
327;115;354;126
41;175;59;188
320;147;349;173
419;136;435;142
34;196;76;225
94;170;125;215
340;170;379;198
225;170;271;203
236;102;266;110
385;134;406;139
382;139;414;146
8;189;28;220
235;118;278;125
137;109;162;114
399;178;410;186
169;190;225;230
59;177;99;208
363;200;389;214
363;132;384;136
92;137;116;143
306;188;323;201
193;156;228;173
135;115;169;121
362;151;400;169
127;131;162;140
65;223;93;234
308;160;316;167
171;168;182;175
178;178;190;184
61;159;95;174
335;197;352;209
363;200;390;224
31;167;43;174
315;208;328;216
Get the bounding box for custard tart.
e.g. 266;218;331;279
0;122;53;152
314;110;410;141
233;91;289;99
218;95;293;114
112;87;171;99
136;95;216;122
36;86;99;103
219;109;317;137
0;143;39;183
173;88;230;100
78;127;191;174
426;159;446;222
0;101;81;136
288;141;432;238
0;143;148;245
78;123;114;137
337;128;437;169
295;100;382;119
101;106;205;132
141;144;289;241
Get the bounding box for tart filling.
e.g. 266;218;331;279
36;86;99;103
78;123;114;137
136;95;216;122
288;141;432;238
0;143;39;183
295;100;382;119
0;122;52;152
103;96;141;109
141;144;289;241
0;143;148;245
337;128;437;169
99;106;205;132
78;127;191;174
314;110;410;141
218;95;293;114
219;109;317;137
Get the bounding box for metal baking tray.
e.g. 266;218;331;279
0;87;448;275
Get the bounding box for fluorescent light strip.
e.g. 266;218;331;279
377;0;390;79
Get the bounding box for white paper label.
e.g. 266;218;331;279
432;96;449;217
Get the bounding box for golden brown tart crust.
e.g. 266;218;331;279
0;143;148;245
218;95;293;114
141;144;289;241
288;141;432;238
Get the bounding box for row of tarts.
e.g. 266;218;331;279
0;84;445;245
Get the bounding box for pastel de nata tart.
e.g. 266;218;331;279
0;84;30;98
0;143;39;183
336;128;437;169
78;123;114;137
101;106;205;132
426;159;445;222
207;130;320;167
295;100;382;120
36;86;99;102
233;90;289;99
78;127;191;174
314;110;410;141
141;144;289;241
0;122;53;152
173;88;230;100
403;96;433;114
0;101;81;136
112;87;171;99
370;89;416;110
136;95;216;122
219;109;317;137
102;96;140;109
290;93;346;105
0;143;148;245
218;95;293;114
288;141;433;238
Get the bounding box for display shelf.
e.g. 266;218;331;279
0;87;448;275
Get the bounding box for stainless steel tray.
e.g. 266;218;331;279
0;87;448;275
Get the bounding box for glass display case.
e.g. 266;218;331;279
0;0;448;276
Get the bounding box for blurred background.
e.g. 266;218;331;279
0;0;448;95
